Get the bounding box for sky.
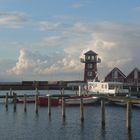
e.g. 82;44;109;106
0;0;140;82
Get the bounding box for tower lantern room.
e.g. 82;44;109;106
81;50;101;82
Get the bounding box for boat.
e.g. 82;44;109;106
87;81;129;96
38;96;59;106
16;96;35;103
59;95;99;106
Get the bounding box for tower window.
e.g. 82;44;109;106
91;56;95;60
87;64;93;69
87;71;93;76
86;55;91;60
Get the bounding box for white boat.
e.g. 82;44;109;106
87;81;129;96
17;96;35;103
60;95;99;106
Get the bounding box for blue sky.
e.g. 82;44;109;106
0;0;140;81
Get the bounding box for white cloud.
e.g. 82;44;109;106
6;21;140;81
42;36;66;46
0;11;29;28
8;49;47;75
7;48;82;80
39;21;61;31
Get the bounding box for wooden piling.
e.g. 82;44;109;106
5;92;8;110
61;88;64;95
78;85;81;96
80;97;84;122
101;100;105;126
35;94;38;114
62;97;65;119
126;101;132;130
48;95;51;116
9;88;12;96
24;94;27;112
13;93;17;112
137;86;139;92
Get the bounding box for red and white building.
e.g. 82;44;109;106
81;50;101;82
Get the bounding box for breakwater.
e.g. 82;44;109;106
0;80;84;90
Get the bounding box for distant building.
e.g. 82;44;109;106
104;67;126;82
126;68;140;85
104;67;140;92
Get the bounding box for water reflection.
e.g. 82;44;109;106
48;115;52;122
62;117;66;125
126;130;133;140
101;125;106;140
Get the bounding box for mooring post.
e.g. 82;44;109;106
62;97;66;119
13;93;17;112
78;85;81;96
5;92;8;110
9;88;12;96
80;97;84;122
24;94;27;112
48;95;51;116
61;88;64;95
62;88;64;95
35;94;38;114
126;101;132;130
101;99;105;126
137;86;139;92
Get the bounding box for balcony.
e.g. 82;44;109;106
80;57;101;63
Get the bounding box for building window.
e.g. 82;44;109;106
87;64;93;69
134;70;138;79
86;55;91;60
88;71;93;76
91;56;95;60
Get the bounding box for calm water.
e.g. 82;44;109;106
0;90;140;140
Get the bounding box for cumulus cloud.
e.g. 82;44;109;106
8;49;82;80
6;21;140;80
8;49;48;75
0;11;29;28
63;21;140;78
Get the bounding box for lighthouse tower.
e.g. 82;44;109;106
81;50;101;82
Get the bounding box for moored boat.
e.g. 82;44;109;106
59;95;99;106
38;96;59;106
87;81;129;96
17;96;35;103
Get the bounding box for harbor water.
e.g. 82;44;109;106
0;90;140;140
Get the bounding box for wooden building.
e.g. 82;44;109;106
126;68;140;85
104;67;126;82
